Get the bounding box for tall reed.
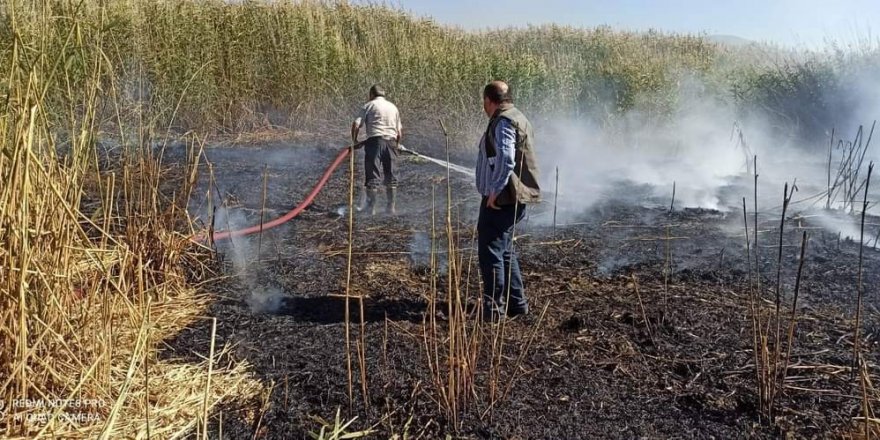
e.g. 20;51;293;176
1;3;256;438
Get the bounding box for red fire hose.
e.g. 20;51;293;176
199;146;352;243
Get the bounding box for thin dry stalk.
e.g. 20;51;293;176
357;279;368;405
383;314;389;369
344;147;355;403
769;182;792;413
500;301;550;400
257;164;268;260
781;231;808;390
207;162;216;251
663;223;671;319
742;197;765;422
860;359;876;439
441;119;460;424
553;166;559;235
754;155;762;298
631;274;656;347
144;295;153;440
852;162;874;381
201;317;217;440
827;128;835;209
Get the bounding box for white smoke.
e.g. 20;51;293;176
213;204;288;314
246;285;287;314
531;71;879;232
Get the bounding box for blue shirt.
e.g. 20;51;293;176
475;118;516;197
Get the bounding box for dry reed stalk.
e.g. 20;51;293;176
0;44;251;432
201;317;217;440
769;182;792;414
344;146;355;404
781;231;808;392
463;222;481;382
428;184;444;410
500;301;550;400
430;184;441;400
144;292;153;439
207;161;216;251
553;166;559;235
742;197;765;422
98;317;151;440
442;118;468;425
860;359;876;439
630;275;656;347
383;314;389;369
663;223;671;319
357;288;368;407
852;162;874;381
257;164;268;260
754;156;761;300
827;128;835;209
355;186;368;407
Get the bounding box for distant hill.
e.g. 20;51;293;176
707;34;753;47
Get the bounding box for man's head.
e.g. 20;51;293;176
482;80;512;116
369;84;386;100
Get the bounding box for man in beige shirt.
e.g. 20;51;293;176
351;84;403;215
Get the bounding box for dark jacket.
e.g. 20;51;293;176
484;103;541;205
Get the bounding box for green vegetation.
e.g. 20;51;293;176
4;0;877;148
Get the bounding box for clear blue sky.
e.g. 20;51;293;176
383;0;879;48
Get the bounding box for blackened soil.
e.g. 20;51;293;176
161;141;880;439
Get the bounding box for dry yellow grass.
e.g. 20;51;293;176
0;2;262;438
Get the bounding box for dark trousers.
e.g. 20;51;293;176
364;136;397;189
478;200;527;318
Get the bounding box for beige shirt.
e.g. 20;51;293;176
354;96;402;139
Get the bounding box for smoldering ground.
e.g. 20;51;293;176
168;131;880;439
188;144;342;314
531;72;880;245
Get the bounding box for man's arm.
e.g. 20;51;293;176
351;104;368;147
350;119;361;144
486;118;516;209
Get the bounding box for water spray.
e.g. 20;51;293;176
398;144;475;177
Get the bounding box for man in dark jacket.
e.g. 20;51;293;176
475;80;541;322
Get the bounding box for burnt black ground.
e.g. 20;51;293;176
160;141;880;439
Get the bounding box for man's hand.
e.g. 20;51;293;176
350;121;360;145
487;192;501;210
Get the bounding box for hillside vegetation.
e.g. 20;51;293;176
2;1;878;147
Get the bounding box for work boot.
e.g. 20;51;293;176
366;187;378;216
355;187;367;212
386;186;397;215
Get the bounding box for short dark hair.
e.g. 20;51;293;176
483;80;512;104
369;84;386;98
